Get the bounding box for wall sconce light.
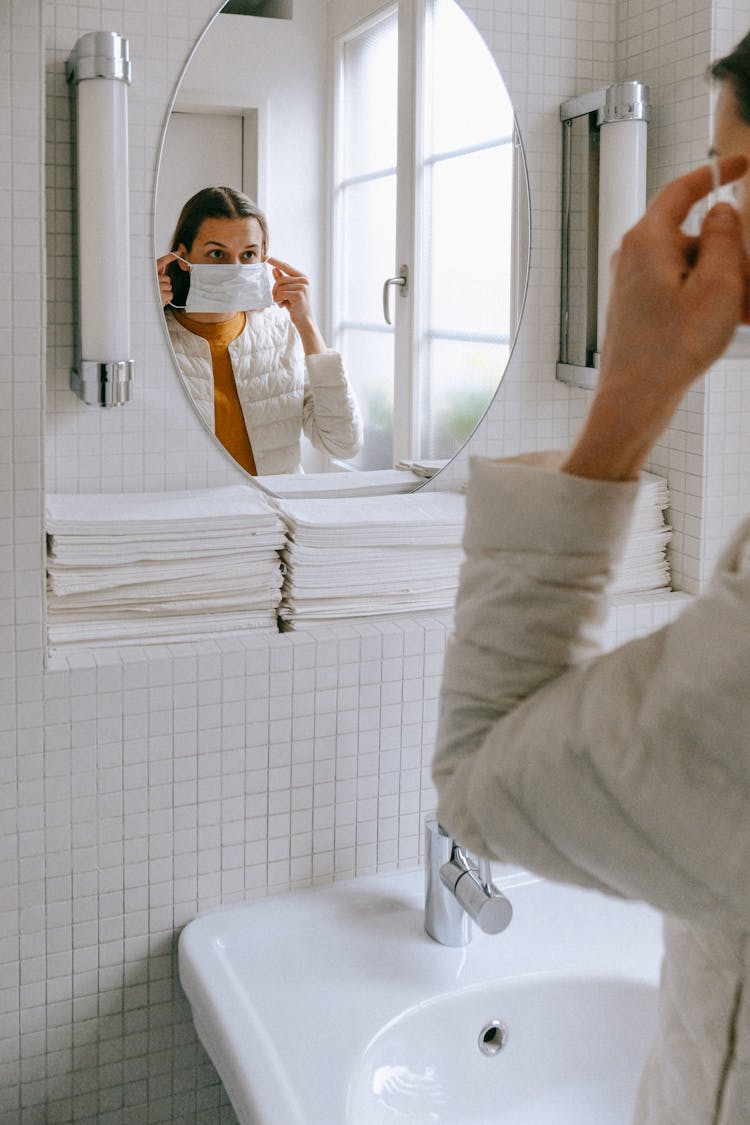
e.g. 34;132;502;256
557;81;650;390
66;32;133;407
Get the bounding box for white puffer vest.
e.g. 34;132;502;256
165;306;362;475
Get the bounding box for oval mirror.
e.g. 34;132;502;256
155;0;530;498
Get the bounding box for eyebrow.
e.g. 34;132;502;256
202;239;261;250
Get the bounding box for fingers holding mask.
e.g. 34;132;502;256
647;153;747;227
673;157;750;344
156;251;178;307
267;257;314;321
604;154;750;382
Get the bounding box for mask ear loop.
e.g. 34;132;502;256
710;157;722;209
709;157;737;209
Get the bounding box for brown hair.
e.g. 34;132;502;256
165;186;270;308
709;30;750;124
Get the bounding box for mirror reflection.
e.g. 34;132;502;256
157;190;363;475
155;0;529;495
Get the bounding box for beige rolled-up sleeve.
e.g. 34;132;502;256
434;455;750;927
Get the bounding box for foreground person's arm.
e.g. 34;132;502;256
562;156;750;481
433;157;750;925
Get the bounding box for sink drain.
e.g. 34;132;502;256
478;1020;509;1057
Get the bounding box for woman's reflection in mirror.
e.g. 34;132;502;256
157;186;362;476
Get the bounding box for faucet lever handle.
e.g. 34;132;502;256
424;819;513;943
453;868;513;934
440;844;513;935
476;855;493;889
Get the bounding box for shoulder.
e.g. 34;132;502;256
163;309;211;365
164;307;187;344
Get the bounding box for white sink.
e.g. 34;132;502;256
350;975;656;1124
178;866;663;1125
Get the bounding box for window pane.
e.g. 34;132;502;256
426;0;514;154
341;174;397;325
418;0;517;465
420;337;509;460
341;328;395;470
428;145;513;338
334;8;399;468
341;9;399;178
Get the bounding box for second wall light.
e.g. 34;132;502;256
557;80;650;390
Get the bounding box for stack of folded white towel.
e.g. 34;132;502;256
44;471;673;649
611;471;672;595
275;491;467;629
45;486;286;652
276;471;673;629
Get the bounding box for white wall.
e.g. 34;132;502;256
4;0;749;1120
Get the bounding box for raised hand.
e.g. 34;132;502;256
267;257;327;354
562;154;750;482
156;251;179;308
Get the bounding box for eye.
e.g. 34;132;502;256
242;249;258;261
207;248;224;260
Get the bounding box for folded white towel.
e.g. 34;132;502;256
47;554;281;596
46;484;280;534
47;610;279;651
47;568;283;609
276;490;466;530
256;470;420;498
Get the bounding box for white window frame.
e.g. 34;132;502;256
330;0;518;466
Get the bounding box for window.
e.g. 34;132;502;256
332;0;519;470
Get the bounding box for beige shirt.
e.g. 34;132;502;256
434;455;750;1125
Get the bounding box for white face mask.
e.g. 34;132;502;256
172;256;275;314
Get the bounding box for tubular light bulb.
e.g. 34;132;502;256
67;31;133;406
596;82;649;356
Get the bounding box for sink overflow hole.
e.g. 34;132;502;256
478;1020;509;1057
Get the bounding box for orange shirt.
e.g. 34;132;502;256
172;311;257;475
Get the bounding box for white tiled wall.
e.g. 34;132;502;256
4;0;749;1120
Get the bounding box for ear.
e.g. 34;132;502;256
175;245;190;271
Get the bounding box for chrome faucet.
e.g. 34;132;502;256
424;818;513;946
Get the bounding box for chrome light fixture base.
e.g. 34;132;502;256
71;359;134;408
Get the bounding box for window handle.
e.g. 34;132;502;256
382;265;409;325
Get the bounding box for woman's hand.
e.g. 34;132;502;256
267;257;327;354
561;155;750;482
156;251;178;308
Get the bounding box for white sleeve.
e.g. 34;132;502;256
301;351;363;460
433;455;750;928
